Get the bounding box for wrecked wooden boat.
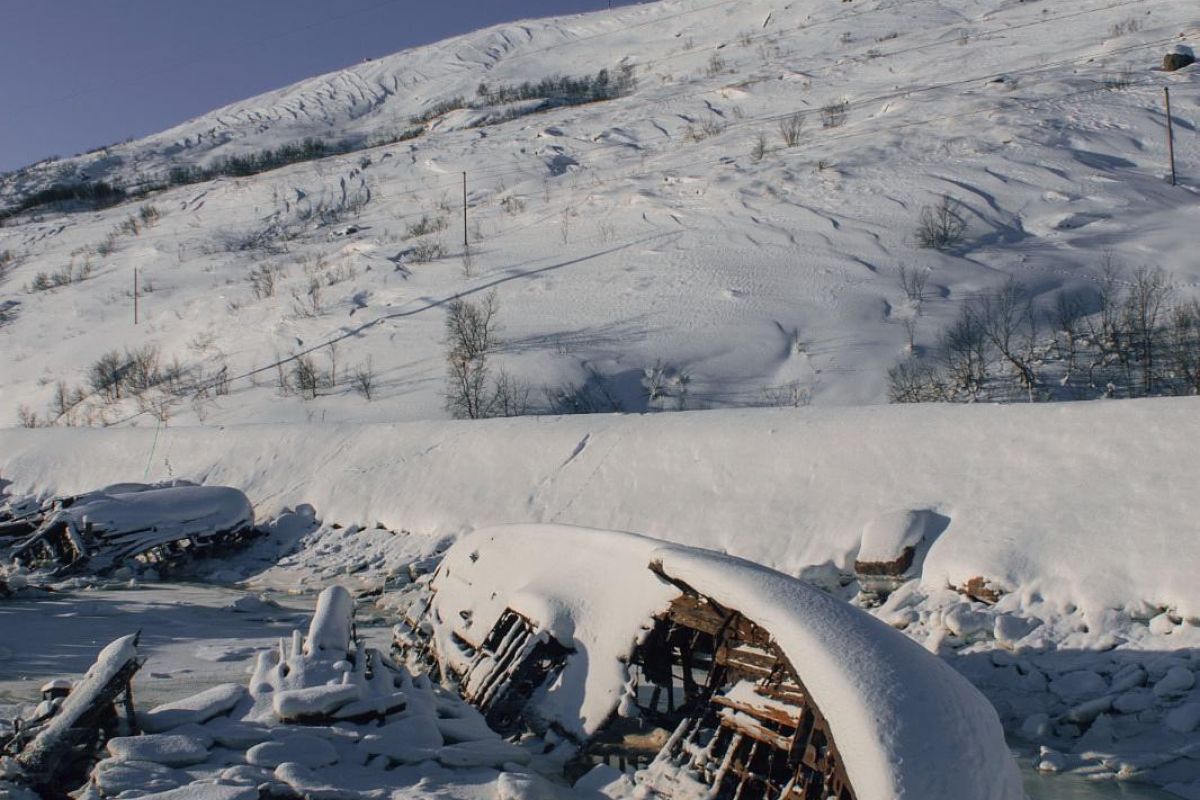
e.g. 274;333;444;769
395;523;1022;800
5;481;255;575
1;634;142;797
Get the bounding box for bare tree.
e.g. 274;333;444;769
1122;266;1171;395
938;304;990;400
977;279;1038;401
1053;290;1086;379
896;265;929;312
1168;301;1200;395
887;357;945;403
293;354;320;400
352;358;376;400
751;131;768;162
445;290;502;419
915;195;967;250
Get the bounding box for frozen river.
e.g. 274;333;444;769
0;582;1183;799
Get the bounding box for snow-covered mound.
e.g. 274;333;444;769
2;398;1197;622
425;523;1022;800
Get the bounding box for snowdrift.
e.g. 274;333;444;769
1;398;1197;620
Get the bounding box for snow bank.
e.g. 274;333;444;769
2;399;1199;619
655;545;1023;800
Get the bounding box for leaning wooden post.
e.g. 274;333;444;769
1165;87;1176;187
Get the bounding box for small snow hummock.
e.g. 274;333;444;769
72;586;550;800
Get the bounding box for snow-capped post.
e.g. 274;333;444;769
1164;87;1176;187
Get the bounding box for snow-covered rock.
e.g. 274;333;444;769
1153;666;1196;698
106;734;211;767
142;684;248;733
245;734;339;769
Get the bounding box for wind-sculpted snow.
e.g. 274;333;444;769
1;0;1195;422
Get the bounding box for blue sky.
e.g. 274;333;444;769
0;0;638;172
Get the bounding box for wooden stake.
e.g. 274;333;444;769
1164;87;1176;187
462;171;468;250
134;267;139;325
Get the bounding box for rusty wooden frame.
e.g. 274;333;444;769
644;561;857;800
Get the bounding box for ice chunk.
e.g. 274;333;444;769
304;586;354;657
201;718;271;749
1166;703;1200;733
272;685;359;721
358;716;443;763
106;734;211;767
91;759;188;796
142;684;248;733
1048;670;1107;702
436;739;531;768
122;784;258;800
1154;666;1196;698
246;734;339;769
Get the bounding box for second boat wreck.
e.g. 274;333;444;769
394;523;1022;800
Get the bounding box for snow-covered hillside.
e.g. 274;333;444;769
1;0;1197;426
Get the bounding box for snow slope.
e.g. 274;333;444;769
1;397;1197;621
1;0;1198;425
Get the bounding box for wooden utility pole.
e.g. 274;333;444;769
462;171;468;250
1164;87;1176;186
133;267;139;325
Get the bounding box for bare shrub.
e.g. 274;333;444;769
117;216;141;237
820;99;849;129
293;354;320;399
491;371;532;417
545;368;624;414
139;204;161;226
89;350;126;401
500;196;525;215
291;277;324;317
17;404;39;428
0;249;16;282
706;52;726;77
778;113;805;147
761;381;812;407
1109;17;1142;37
409;238;445;263
915;195;967;250
896;265;929;310
751;132;768;162
247;264;280;299
560;208;572;245
643;360;690;411
403;214;448;240
887;357;946;403
352;359;376;400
